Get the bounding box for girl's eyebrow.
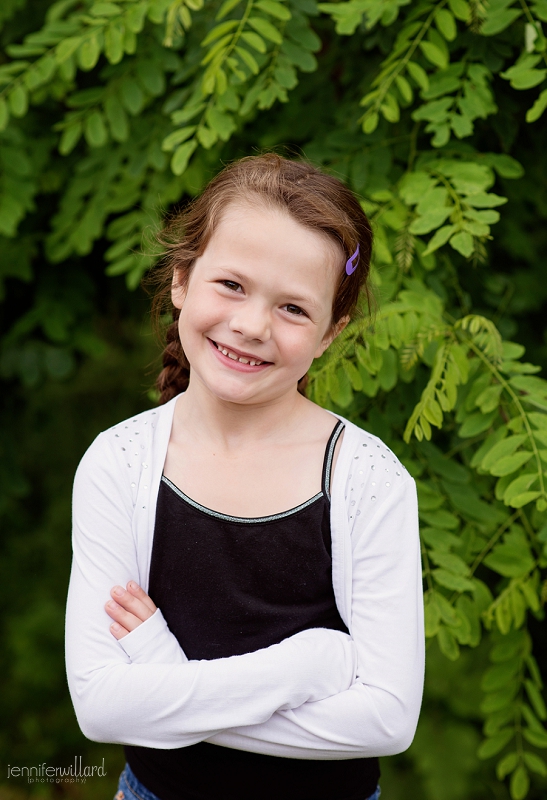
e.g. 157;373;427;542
214;267;322;312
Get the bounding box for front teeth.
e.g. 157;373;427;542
216;343;263;366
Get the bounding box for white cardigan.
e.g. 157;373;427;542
65;394;424;760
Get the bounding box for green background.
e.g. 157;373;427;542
2;0;547;798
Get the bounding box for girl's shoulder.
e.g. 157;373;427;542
75;399;177;487
326;411;413;508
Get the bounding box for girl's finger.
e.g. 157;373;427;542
105;599;143;631
126;581;157;613
109;621;130;640
109;585;155;622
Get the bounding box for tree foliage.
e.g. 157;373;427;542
1;0;547;798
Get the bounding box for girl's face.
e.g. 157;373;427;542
172;201;348;405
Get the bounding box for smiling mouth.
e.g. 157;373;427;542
211;340;271;367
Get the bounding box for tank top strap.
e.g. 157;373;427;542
321;419;345;500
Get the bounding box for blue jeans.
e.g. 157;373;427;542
114;762;381;800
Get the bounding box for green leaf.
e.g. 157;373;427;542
481;9;522;36
485;154;524;179
521;704;545;735
484;534;535;577
481;680;520;713
509;490;542;508
481;435;527;471
419;41;448;70
523;752;547;776
171;139;198;175
503;474;538;505
417;187;449;215
407;61;429;91
248;16;283;43
395;74;413;103
497;751;519;780
523;728;547;747
342;359;363;391
56;36;83;63
281;39;316;71
329;365;353;407
466;192;508;208
445;161;494;193
450;230;474;257
78;35;101;71
482;658;521;691
525;679;547;720
59;121;83;154
429;551;469;575
216;0;243;20
236;46;260;74
205;107;236;140
172;102;206;124
201;20;239;47
489;451;533;477
433;569;475;591
459;409;497;438
424;592;441;637
409;207;452;235
363;112;379;134
119;79;145;115
104;22;124;64
507;69;547;90
197;125;218;148
527;89;547;123
241;30;267;53
456;595;481;646
478;728;514;759
510;765;529;800
435;8;457;40
0;98;8;131
137;61;165;96
255;0;292;20
437;625;460;660
413;97;453;124
104;95;129;142
475;383;503;413
420;508;460;529
387;313;404;348
8;85;28;118
448;0;470;21
377;348;398;391
201;34;233;66
161;126;197;152
90;2;121;16
84;110;108;147
380;92;400;123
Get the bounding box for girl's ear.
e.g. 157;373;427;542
171;269;187;309
314;315;350;359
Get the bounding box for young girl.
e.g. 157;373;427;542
65;154;424;800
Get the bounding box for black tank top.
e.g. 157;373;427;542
125;420;380;800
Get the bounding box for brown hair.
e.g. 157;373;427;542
148;153;373;404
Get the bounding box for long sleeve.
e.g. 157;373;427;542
119;474;425;758
65;433;358;748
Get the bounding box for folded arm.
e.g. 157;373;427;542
114;476;425;758
65;434;357;748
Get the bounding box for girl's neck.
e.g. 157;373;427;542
173;378;311;455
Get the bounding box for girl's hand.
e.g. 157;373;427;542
105;582;157;640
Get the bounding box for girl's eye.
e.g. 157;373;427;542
285;304;305;316
221;280;241;292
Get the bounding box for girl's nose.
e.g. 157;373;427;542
229;301;271;342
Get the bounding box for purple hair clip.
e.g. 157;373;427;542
345;243;360;275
